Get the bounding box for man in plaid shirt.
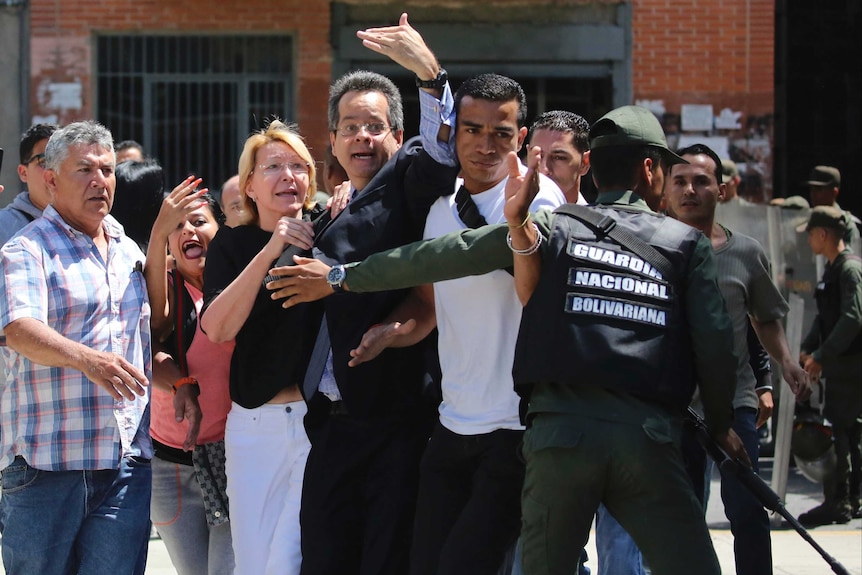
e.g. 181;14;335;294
0;121;161;574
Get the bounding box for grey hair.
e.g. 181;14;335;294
44;120;114;171
328;70;404;133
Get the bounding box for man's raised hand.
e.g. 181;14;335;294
356;13;439;81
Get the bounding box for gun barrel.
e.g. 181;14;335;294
685;407;851;575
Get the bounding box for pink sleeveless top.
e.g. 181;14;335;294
150;281;234;448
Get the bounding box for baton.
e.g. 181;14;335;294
686;407;851;575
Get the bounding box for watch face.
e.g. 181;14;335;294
327;266;345;285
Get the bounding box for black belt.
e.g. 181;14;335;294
152;438;193;466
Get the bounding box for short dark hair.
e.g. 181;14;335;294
589;145;664;191
822;226;844;243
675;144;722;184
454;74;527;127
116;139;144;154
530;110;590;153
328;70;404;133
19;123;59;164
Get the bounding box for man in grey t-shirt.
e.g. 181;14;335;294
665;143;810;575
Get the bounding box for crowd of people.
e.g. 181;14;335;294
0;12;860;575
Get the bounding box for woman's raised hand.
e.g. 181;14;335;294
151;175;208;240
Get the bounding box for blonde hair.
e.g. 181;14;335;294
236;120;318;226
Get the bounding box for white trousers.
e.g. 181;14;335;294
224;400;310;575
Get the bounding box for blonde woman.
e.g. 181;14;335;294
200;120;326;575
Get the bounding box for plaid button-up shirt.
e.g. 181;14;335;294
0;205;152;471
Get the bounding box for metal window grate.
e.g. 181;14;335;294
96;34;294;191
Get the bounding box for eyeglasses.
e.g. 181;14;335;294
255;161;310;177
336;122;390;138
24;153;46;169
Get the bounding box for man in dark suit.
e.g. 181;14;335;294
296;70;457;575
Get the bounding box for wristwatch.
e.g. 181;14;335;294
326;264;347;293
415;68;447;91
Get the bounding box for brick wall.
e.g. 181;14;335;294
632;0;776;198
28;0;776;172
632;0;774;114
29;0;333;158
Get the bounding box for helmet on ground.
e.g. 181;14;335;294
791;417;836;484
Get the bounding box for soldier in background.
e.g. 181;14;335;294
798;206;862;525
804;165;861;248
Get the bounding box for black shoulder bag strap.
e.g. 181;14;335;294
454;185;488;229
454;184;514;276
554;204;677;283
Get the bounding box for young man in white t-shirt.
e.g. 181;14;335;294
407;71;571;575
353;20;579;572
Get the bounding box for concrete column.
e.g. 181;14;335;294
0;1;27;208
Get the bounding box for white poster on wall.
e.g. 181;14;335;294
715;108;743;130
681;104;714;132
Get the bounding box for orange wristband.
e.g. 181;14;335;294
171;376;199;395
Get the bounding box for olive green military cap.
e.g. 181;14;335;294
798;205;847;233
589;105;687;165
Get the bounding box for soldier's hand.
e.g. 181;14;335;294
715;428;752;468
801;355;822;383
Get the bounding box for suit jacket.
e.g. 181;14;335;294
313;137;458;418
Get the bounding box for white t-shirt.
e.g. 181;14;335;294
424;168;576;434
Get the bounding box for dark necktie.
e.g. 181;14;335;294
302;316;331;401
455;185;487;229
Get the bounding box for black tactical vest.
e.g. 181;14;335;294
814;252;862;356
512;205;703;412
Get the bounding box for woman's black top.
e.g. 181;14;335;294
202;207;326;408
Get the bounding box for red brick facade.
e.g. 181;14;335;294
633;0;774;115
632;0;775;200
28;0;775;180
